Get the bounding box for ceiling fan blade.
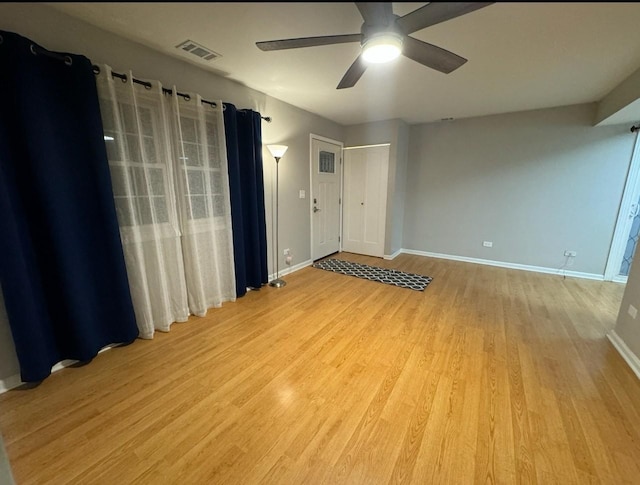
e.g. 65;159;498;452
397;2;494;35
355;2;394;26
402;36;467;74
337;55;368;89
256;34;361;51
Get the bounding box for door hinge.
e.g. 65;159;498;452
339;198;341;205
339;236;341;242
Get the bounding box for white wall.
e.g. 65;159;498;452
0;3;344;385
596;65;640;125
403;103;635;275
0;430;14;485
392;121;409;255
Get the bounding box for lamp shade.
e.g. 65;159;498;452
362;34;403;64
267;144;288;159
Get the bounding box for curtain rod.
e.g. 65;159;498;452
91;65;272;123
22;44;271;122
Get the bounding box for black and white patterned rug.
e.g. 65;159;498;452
313;258;432;291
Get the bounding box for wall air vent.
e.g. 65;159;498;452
175;39;221;61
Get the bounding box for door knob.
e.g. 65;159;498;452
313;206;321;213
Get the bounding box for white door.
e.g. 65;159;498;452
343;145;389;258
605;129;640;282
311;138;342;260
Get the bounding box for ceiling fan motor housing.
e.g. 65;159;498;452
360;17;404;47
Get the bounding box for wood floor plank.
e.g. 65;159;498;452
0;253;636;484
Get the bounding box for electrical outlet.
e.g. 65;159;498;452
564;250;577;257
629;304;638;319
483;241;493;248
299;190;306;199
283;248;290;256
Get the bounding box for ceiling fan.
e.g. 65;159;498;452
256;2;494;89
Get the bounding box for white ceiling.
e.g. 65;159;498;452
50;2;640;126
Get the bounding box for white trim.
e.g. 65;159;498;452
0;344;121;395
613;275;628;284
400;249;604;281
384;248;403;260
309;134;344;262
343;143;391;150
0;374;22;394
608;330;640;380
604;130;640;281
268;259;313;282
310;134;344;146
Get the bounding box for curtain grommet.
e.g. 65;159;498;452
64;56;73;67
0;35;4;45
93;65;101;75
30;44;37;56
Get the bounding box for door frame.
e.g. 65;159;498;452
604;129;640;282
309;134;344;261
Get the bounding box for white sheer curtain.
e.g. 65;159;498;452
95;65;235;338
169;90;236;315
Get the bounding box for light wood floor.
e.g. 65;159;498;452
0;253;638;484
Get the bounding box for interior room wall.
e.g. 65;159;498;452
344;119;409;256
596;65;640;125
0;2;344;387
392;121;409;256
403;103;635;276
0;293;19;388
0;431;14;485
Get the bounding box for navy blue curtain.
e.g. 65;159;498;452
223;104;268;297
0;31;138;383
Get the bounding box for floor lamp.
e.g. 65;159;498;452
268;144;288;288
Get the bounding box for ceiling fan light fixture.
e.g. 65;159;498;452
362;33;403;64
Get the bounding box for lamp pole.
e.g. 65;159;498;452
268;144;288;288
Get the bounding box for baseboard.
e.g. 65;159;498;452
0;374;22;394
268;259;313;282
608;330;640;380
612;275;628;284
0;362;74;395
400;249;604;281
384;248;403;260
0;344;120;395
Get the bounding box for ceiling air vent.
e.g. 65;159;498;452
175;39;221;61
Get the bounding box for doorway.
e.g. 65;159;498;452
310;135;343;261
605;128;640;282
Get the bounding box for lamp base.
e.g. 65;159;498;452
269;278;287;288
